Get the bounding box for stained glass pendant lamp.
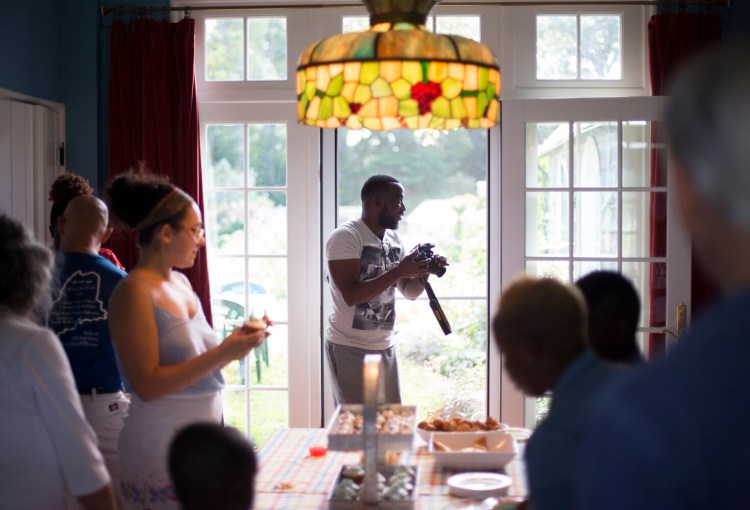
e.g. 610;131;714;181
296;0;501;130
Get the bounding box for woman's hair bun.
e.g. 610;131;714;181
107;166;173;228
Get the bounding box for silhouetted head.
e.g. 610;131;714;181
169;423;257;510
0;214;54;319
575;271;641;365
493;275;588;396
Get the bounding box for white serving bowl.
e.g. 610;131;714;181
416;422;509;444
429;431;517;470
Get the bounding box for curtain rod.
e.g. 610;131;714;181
101;0;730;16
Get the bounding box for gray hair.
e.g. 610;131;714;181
0;214;54;318
665;38;750;234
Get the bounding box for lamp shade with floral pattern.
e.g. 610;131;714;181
296;0;501;130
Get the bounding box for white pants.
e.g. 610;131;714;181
65;391;129;509
81;391;130;497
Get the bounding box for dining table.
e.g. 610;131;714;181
254;427;527;509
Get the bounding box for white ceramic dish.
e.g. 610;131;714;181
430;431;517;470
416;423;509;444
447;472;512;498
504;427;532;442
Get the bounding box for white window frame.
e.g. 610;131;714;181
500;4;652;99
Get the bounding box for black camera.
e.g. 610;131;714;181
413;243;447;278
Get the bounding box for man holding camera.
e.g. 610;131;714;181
325;174;446;404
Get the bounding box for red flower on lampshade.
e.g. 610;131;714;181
411;81;442;115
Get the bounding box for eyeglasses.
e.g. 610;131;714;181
178;224;205;240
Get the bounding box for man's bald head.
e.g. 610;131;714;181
59;195;111;254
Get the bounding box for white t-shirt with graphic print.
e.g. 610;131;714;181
325;218;405;350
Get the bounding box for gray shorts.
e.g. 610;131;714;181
325;341;401;405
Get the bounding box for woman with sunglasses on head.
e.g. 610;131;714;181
107;168;266;510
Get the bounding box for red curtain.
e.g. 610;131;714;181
108;18;212;325
646;12;720;358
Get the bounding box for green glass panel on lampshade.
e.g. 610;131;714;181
327;73;344;96
353;84;372;104
450;97;467;119
360;62;380;85
319;96;333;119
478;67;489;91
431;96;450;118
402;61;422;84
441;77;462;99
304;81;316;101
370;76;393;98
477;92;488;118
399;99;420;117
333;96;351;118
298;95;309;118
392;78;412;100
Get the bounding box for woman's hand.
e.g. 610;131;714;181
219;323;267;362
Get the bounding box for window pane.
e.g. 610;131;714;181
525;260;569;281
210;257;246;310
206;124;244;188
247;191;287;255
250;391;289;447
621;262;649;327
580;15;622;80
206;190;245;255
573;191;618;257
526;192;569;256
397;299;487;421
222;390;248;434
206;18;244;81
526;123;569;188
248;124;287;187
574;122;617;187
343;16;369;33
250;324;288;388
436;16;481;42
572;260;618;281
622;261;665;329
246;17;287;81
623;191;664;258
247;257;287;322
536;15;577;80
622;121;652;188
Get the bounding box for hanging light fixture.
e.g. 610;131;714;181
296;0;501;130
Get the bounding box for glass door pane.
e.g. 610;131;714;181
204;122;290;446
523;119;669;426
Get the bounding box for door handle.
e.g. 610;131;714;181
676;302;687;337
661;302;688;339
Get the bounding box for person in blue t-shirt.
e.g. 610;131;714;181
48;194;130;503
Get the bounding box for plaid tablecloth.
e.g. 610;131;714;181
255;428;527;510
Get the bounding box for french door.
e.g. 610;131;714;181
499;97;691;427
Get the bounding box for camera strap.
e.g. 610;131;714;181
423;280;452;335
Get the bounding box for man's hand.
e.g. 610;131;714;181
398;248;431;280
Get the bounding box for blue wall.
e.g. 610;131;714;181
1;1;748;193
0;0;61;101
61;0;99;187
